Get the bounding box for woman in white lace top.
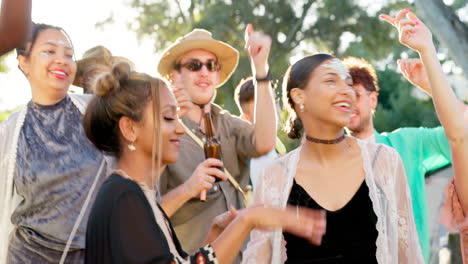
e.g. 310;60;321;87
242;54;424;263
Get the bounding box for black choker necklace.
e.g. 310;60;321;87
305;133;346;144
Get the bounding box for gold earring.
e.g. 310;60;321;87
128;142;136;151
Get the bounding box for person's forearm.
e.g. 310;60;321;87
419;45;468;212
419;46;466;142
203;224;223;245
253;68;277;155
423;82;468;125
160;183;193;217
463;104;468;124
0;0;32;56
211;214;253;264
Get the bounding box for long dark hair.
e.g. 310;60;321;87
282;54;335;139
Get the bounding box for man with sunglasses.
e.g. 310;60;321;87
343;56;459;262
157;26;277;260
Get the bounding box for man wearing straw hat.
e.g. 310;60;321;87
157;25;277;258
73;45;135;94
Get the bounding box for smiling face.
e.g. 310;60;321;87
135;85;185;165
18;28;76;102
172;49;220;105
293;58;356;129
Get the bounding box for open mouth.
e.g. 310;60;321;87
195;81;211;88
50;70;67;80
333;101;352;113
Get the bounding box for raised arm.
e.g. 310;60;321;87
244;24;277;154
0;0;32;56
381;9;468;212
398;58;468;124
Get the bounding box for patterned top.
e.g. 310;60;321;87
11;96;107;250
440;179;468;262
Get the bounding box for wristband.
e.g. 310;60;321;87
255;70;271;83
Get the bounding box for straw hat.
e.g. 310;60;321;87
73;46;135;87
157;29;239;88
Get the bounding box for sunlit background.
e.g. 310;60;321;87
0;1;468;262
0;0;158;110
0;0;466;112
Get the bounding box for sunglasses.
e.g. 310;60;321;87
176;59;221;72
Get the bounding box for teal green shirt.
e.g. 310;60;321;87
375;127;451;262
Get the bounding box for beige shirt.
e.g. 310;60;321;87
160;104;260;254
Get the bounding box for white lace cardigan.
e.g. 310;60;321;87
0;94;114;263
242;139;424;264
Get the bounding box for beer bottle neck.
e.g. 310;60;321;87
203;112;215;138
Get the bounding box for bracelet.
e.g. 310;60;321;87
255;70;271;83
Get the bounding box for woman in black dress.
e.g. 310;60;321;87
83;62;327;264
242;55;423;263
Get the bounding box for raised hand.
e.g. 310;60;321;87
380;9;433;53
213;205;240;230
170;72;193;118
244;24;271;77
398;58;431;95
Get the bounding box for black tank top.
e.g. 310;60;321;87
283;179;378;264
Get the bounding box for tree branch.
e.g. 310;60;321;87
415;0;468;78
174;0;187;24
282;0;315;49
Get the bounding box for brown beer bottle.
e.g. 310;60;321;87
203;112;223;182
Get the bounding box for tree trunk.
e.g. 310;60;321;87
414;0;468;79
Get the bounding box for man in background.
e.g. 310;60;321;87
344;57;464;261
234;77;285;188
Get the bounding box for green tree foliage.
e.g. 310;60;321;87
0;53;12;123
126;0;462;150
129;0;409;112
0;53;9;73
0;109;15;123
374;68;440;132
